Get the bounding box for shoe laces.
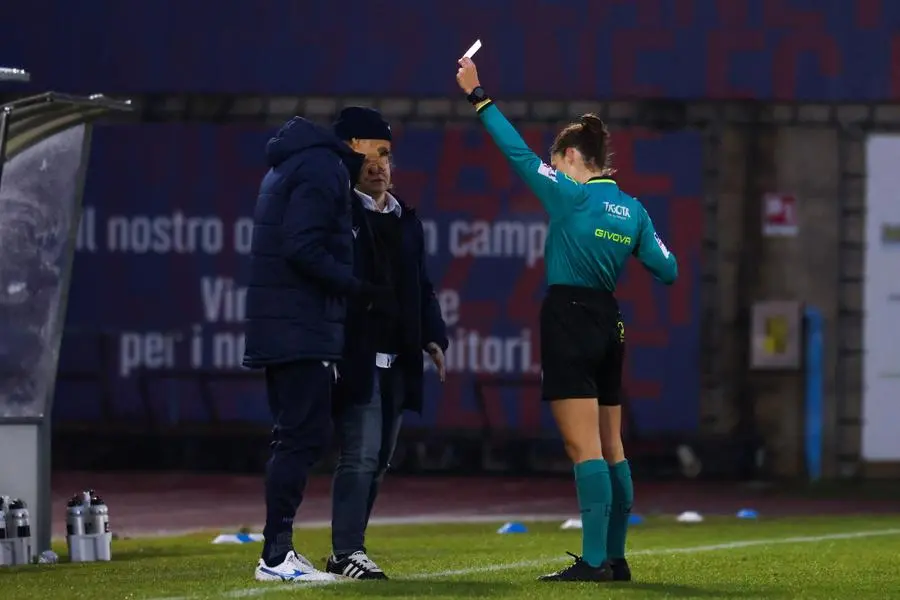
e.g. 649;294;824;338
349;551;382;572
547;552;583;576
288;551;315;570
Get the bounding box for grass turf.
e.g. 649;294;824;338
2;515;899;599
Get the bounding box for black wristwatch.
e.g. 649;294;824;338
466;86;488;105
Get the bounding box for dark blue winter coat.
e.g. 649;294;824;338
242;117;365;367
334;193;448;414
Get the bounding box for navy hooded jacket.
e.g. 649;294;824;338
242;117;365;367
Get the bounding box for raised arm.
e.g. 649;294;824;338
476;102;586;218
456;58;585;219
633;205;678;285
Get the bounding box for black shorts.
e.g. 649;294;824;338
539;284;625;405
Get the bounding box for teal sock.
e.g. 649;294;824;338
607;459;634;559
573;459;611;568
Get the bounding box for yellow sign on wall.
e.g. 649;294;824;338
751;301;803;369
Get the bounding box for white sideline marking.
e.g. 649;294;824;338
149;528;900;600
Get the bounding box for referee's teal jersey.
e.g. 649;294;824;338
477;101;678;292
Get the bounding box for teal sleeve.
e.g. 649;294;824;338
477;102;586;218
633;207;678;285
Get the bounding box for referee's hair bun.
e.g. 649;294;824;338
579;114;608;138
550;113;614;174
577;114;613;172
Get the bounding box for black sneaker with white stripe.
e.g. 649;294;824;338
326;551;388;580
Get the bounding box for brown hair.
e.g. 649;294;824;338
549;113;614;175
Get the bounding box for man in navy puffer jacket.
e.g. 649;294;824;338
242;116;390;583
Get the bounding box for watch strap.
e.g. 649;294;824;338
466;86;486;105
466;87;493;113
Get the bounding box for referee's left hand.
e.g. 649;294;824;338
456;57;480;95
427;342;446;382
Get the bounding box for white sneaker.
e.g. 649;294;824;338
255;550;338;583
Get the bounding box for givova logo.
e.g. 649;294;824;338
603;202;631;219
595;228;632;245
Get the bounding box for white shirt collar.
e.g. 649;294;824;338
355;189;402;217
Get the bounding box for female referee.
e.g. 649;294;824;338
456;57;678;583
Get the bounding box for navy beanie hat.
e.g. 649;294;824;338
332;106;392;142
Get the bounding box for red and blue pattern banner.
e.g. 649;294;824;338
56;123;702;434
1;0;898;100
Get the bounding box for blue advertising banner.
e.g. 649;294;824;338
56;121;703;434
1;0;898;100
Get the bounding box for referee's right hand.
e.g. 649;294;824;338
456;57;481;95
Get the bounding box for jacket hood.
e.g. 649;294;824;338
265;116;364;170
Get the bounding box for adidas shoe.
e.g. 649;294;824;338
538;552;614;582
326;551;388;580
255;550;338;583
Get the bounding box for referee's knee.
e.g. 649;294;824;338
563;439;603;464
601;440;626;465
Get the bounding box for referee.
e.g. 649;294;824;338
456;57;678;583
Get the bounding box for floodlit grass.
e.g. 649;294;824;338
2;515;900;599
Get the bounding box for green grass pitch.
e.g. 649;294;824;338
3;515;900;599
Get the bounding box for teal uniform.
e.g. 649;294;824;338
476;102;678;291
473;98;670;579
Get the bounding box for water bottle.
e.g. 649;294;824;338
88;496;109;535
80;490;95;533
8;500;30;538
6;500;32;566
66;494;90;563
89;495;111;561
0;504;7;567
0;496;9;537
66;495;86;536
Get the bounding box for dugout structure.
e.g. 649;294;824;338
0;91;131;552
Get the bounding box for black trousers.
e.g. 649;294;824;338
262;360;334;560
